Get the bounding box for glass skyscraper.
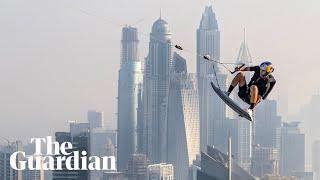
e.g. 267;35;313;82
167;53;200;180
117;26;143;171
142;17;172;163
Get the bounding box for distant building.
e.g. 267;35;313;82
88;110;104;129
167;53;200;180
103;172;127;180
196;5;253;172
196;146;255;180
252;100;282;177
142;17;172;163
255;100;282;149
251;146;280;177
212;118;240;168
70;125;90;180
90;128;117;156
52;123;90;180
90;128;117;180
23;156;44;180
89;109;117;180
299;94;320;157
126;154;150;180
197;5;224;153
69;122;90;137
280;122;305;176
52;132;76;179
0;141;23;180
313;140;320;180
147;163;174;180
23;170;42;180
117;26;143;171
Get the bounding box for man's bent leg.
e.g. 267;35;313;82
227;72;247;95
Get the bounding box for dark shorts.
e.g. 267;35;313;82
238;85;251;104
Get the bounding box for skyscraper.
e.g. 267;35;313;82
313;140;320;180
142;17;172;163
52;123;90;180
197;5;227;154
0;141;23;180
255;100;282;149
52;132;75;180
118;26;143;171
197;5;220;78
167;53;200;180
252;100;282;177
23;156;44;180
280;122;305;176
71;132;90;179
88;110;104;130
90;128;117;180
89;109;117;180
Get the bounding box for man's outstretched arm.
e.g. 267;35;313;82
235;66;260;72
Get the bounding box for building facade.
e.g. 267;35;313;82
117;26;143;171
255;100;282;149
23;156;44;180
197;5;225;153
280;122;305;176
88;110;104;130
142;17;172;163
90;128;117;180
52;123;90;180
0;141;23;180
167;53;200;180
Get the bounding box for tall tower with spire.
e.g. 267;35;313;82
197;5;228;152
142;17;172;163
236;29;253;76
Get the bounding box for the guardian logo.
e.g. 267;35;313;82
10;136;116;171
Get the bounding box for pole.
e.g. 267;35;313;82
228;132;232;180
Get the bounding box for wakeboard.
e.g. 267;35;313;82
210;82;252;121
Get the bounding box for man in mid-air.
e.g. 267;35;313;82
226;61;276;117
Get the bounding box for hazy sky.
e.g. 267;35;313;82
0;0;319;150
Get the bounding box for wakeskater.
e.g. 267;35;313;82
225;61;276;119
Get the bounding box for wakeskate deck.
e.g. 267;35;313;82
210;82;252;121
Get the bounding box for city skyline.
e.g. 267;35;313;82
1;0;319;140
0;0;320;176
